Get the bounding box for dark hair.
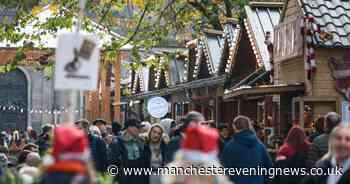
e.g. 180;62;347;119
29;130;38;140
232;116;252;131
23;143;39;152
111;121;122;135
75;119;90;129
17;150;31;165
42;124;53;134
124;119;141;129
92;119;107;126
182;111;204;130
314;117;325;133
325;112;341;134
218;124;228;131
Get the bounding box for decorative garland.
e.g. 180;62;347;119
301;16;317;80
301;16;333;80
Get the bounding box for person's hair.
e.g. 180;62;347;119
111;122;122;135
23;143;39;152
322;123;350;161
29;129;38;140
324;112;341;134
218;124;228;131
75;119;90;131
41;124;53;134
285;126;311;153
17;150;31;165
148;124;164;142
182;111;205;130
92;119;107;126
232;116;252;131
314;117;325;133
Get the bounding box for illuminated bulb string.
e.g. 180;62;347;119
0;105;83;114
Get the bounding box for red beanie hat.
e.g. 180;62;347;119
180;124;219;161
52;126;90;162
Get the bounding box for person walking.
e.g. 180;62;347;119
306;112;341;168
218;124;231;156
162;124;232;184
144;124;169;184
302;123;350;184
221;115;273;184
272;125;311;184
36;124;53;156
309;117;325;142
109;119;147;184
92;119;108;138
167;111;204;160
75;119;108;173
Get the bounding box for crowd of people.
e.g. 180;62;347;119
0;111;349;184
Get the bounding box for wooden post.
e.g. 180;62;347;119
100;61;111;122
90;90;100;121
114;53;121;123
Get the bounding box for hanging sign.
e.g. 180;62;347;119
147;97;169;118
55;33;99;90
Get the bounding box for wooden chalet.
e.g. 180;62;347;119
223;1;292;135
271;0;350;131
224;0;350;136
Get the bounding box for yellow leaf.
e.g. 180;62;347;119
31;6;43;15
49;3;58;14
101;0;112;4
132;0;144;9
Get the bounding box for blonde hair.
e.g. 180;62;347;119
322;123;350;161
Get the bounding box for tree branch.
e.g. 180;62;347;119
187;1;222;30
98;1;113;24
118;3;150;48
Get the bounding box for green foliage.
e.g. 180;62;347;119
0;0;246;70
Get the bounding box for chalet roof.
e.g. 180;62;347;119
193;30;224;79
298;0;350;47
169;58;186;86
220;20;241;74
132;66;150;94
125;75;226;100
244;3;282;71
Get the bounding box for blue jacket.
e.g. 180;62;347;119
221;129;273;184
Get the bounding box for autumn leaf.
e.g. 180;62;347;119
132;0;145;9
31;6;43;16
49;3;59;14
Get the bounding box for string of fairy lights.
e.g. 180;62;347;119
0;104;83;115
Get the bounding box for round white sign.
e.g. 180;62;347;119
147;97;169;118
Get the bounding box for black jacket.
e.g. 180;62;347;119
144;141;170;168
109;136;147;184
143;141;169;184
89;134;108;172
167;135;182;161
272;152;307;184
301;158;350;184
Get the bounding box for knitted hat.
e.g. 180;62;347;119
51;126;89;163
180;124;219;162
